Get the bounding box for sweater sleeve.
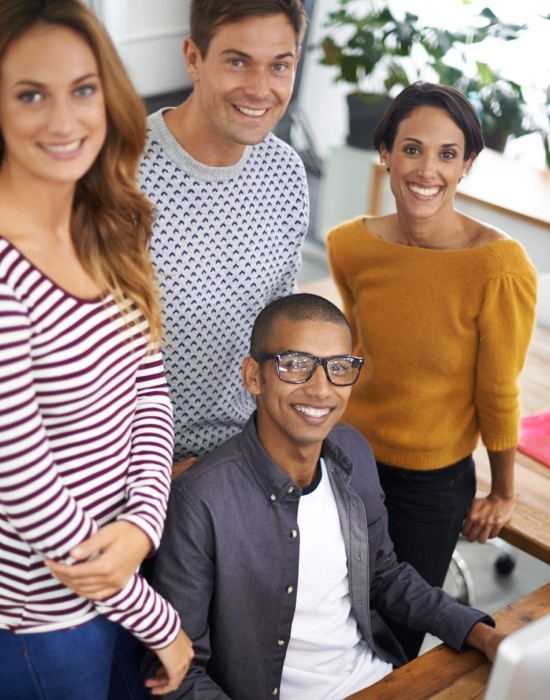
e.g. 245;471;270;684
0;284;97;558
272;151;309;297
0;284;179;649
95;572;181;650
96;350;180;650
476;263;537;450
326;224;362;349
118;350;174;552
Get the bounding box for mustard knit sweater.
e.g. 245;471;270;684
327;217;537;470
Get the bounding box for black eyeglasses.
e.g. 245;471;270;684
251;350;364;386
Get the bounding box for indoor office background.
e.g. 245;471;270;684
86;0;550;653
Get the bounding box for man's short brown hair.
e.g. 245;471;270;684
190;0;308;57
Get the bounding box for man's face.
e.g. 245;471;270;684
185;13;299;159
244;318;353;463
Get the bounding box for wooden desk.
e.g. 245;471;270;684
456;149;550;228
474;448;550;564
345;582;550;700
300;278;550;564
474;323;550;564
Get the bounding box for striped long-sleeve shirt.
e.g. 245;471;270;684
0;237;179;649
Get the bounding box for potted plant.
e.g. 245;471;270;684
318;3;425;148
318;0;530;151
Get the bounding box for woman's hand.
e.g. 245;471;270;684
145;629;194;695
462;446;516;543
45;520;151;599
461;494;515;544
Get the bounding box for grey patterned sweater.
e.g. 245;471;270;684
139;109;309;461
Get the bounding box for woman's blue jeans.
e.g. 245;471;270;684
0;616;118;700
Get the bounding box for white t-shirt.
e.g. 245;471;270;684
280;458;392;700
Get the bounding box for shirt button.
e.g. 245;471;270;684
270;494;277;502
290;530;297;538
287;486;294;494
277;639;285;646
286;585;294;594
271;688;279;696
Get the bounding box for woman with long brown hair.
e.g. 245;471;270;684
0;2;192;698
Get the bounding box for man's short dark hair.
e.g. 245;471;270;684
190;0;308;57
250;293;351;354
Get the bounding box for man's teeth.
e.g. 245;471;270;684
295;405;330;418
409;184;440;196
236;106;267;117
42;140;82;153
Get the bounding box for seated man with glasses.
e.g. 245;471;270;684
145;293;504;699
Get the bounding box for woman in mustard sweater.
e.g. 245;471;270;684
327;82;537;660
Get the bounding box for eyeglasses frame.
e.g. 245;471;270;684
251;350;364;386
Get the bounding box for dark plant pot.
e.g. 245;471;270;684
346;93;393;150
482;129;509;153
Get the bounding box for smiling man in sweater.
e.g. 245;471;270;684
139;0;310;470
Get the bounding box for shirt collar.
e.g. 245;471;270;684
237;414;354;503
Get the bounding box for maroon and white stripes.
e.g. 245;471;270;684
0;238;179;649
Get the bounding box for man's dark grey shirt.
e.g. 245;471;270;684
149;416;492;699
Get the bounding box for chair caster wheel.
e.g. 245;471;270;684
494;553;516;576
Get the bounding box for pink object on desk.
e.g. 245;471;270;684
517;410;550;468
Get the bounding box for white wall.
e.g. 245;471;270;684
95;0;192;97
297;0;349;158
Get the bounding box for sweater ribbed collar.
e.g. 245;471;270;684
146;108;254;182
